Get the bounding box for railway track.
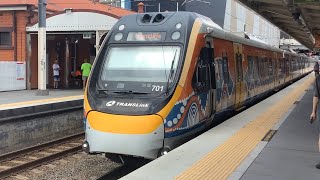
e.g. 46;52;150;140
0;133;84;179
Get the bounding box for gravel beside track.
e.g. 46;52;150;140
5;152;120;180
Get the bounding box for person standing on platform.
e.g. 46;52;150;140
52;60;60;89
314;62;319;76
81;58;92;90
310;75;320;169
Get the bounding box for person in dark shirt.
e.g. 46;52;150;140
310;75;320;169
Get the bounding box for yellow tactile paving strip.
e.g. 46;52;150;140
176;75;314;180
0;95;83;109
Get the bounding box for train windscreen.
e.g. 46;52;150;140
98;46;181;95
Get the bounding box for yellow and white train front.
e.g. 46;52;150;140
81;11;205;159
83;43;183;159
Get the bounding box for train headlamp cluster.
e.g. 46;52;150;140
113;22;182;41
171;23;182;40
114;24;125;41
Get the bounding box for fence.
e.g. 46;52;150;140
0;61;26;92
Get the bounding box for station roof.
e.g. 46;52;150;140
0;0;134;18
237;0;320;50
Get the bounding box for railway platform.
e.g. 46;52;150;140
0;89;84;121
0;89;83;109
122;73;320;180
0;89;84;156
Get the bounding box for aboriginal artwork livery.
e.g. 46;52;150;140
164;91;210;137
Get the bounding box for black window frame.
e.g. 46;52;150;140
0;27;13;48
222;55;229;83
247;55;254;80
192;47;210;92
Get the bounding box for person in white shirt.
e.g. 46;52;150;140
52;60;60;89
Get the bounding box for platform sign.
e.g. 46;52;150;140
16;62;25;80
295;0;320;3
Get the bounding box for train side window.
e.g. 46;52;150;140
247;56;254;80
205;41;215;89
254;56;259;81
269;58;273;77
278;58;282;76
281;58;285;74
258;57;262;80
192;47;210;92
222;55;229;83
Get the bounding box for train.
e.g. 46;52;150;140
82;11;313;162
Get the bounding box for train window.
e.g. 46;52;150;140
254;56;259;81
278;58;282;77
280;58;285;74
247;56;254;81
99;46;181;95
192;48;210;92
269;59;273;77
285;57;290;75
192;60;209;91
257;57;263;82
222;56;229;83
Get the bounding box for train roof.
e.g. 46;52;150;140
116;11;310;59
197;15;309;59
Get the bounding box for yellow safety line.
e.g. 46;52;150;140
176;75;314;180
0;95;83;109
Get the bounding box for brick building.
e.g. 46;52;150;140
0;0;134;91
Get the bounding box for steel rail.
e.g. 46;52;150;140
0;133;84;179
0;133;84;163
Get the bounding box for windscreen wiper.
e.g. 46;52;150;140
112;90;150;95
166;49;178;94
97;88;109;94
97;89;150;95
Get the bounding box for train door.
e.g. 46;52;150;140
191;40;214;124
233;43;244;109
205;36;216;117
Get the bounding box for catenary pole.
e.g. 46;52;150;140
37;0;49;95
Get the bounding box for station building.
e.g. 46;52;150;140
0;0;134;91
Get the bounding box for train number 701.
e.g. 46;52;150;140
152;85;164;92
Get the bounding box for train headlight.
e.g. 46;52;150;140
118;24;125;31
171;31;181;40
114;33;123;41
158;147;171;157
82;141;90;153
175;23;182;29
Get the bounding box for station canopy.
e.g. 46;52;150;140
237;0;320;51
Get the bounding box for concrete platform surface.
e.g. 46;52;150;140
0;89;84;106
241;90;320;180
